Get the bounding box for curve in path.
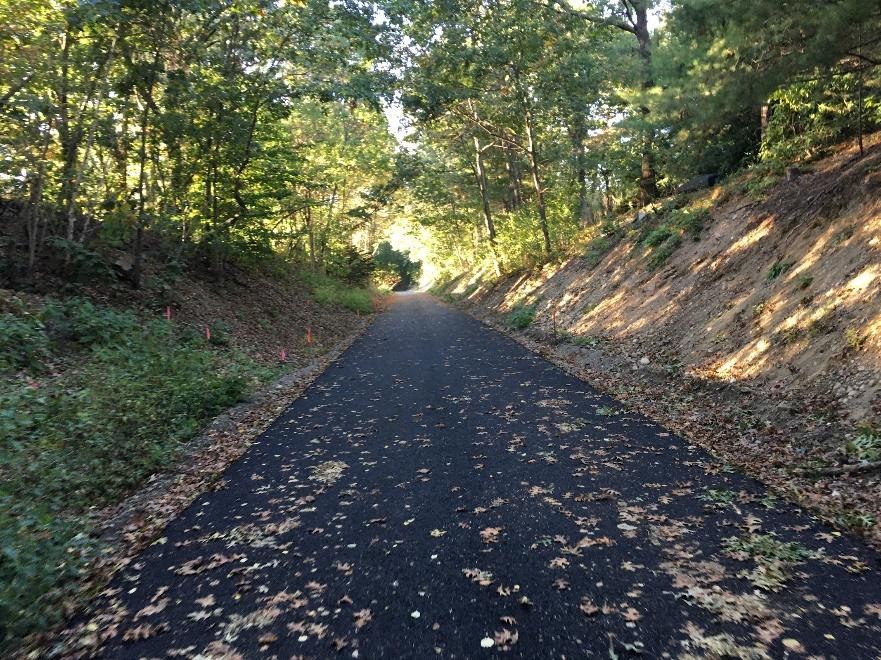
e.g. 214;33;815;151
80;294;881;658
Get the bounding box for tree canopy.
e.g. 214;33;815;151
1;0;879;287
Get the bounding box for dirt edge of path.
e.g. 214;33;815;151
30;316;375;660
450;298;881;555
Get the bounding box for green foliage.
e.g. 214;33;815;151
699;488;737;510
767;260;794;282
44;238;116;284
630;200;709;272
583;222;623;269
0;313;48;372
723;532;819;591
723;533;817;563
508;304;536;330
327;246;376;287
0;298;266;651
847;430;881;463
372;241;422;289
208;320;232;347
646;234;682;271
835;510;877;533
844;326;867;352
669;206;709;241
304;272;374;314
0;500;90;645
760;75;880;164
41;297;140;347
642;226;674;248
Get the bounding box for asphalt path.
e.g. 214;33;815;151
84;293;881;658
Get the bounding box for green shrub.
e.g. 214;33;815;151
582;221;622;269
303;270;374;314
848;430;881;462
0;500;91;645
508;304;536;329
326;245;375;286
0;313;48;372
41;297;139;347
646;235;682;271
44;237;116;284
670;207;709;241
0;301;260;652
767;260;794;282
208;320;232;346
642;226;674;247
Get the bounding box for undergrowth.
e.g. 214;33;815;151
0;297;276;651
508;304;536;329
582;221;623;269
633;197;712;271
302;272;374;313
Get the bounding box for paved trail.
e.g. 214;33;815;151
85;294;881;658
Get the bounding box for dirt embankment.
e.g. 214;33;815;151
445;137;881;546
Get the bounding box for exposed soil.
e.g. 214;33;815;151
444;136;881;548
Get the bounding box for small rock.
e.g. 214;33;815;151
639;356;650;365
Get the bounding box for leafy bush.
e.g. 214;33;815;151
670;207;709;241
44;237;116;284
642;226;674;247
208;320;232;346
0;313;48;372
0;299;262;652
41;297;139;347
326;245;375;286
508;304;536;329
373;241;422;289
0;500;91;644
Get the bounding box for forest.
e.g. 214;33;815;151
2;0;881;655
2;1;879;287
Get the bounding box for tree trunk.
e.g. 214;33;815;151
760;103;770;144
524;106;551;255
305;192;317;273
132;102;150;289
634;3;658;206
601;167;612;213
505;147;523;211
65;39;117;243
571;115;589;224
472;134;501;276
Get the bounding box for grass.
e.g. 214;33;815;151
646;234;682;271
844;326;867;352
0;296;277;652
303;271;374;313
